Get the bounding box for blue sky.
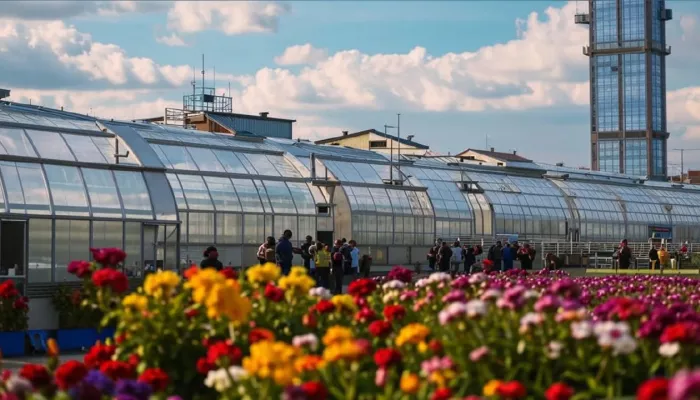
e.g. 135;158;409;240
2;1;700;171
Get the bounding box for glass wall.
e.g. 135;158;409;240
593;0;618;46
599;140;620;173
621;0;645;43
593;55;620;132
552;180;625;241
651;54;663;131
652;139;665;176
623;53;647;131
624;139;647;176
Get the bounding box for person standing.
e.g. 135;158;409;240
331;240;345;294
314;243;331;289
349;240;360;275
450;241;463;273
427;239;441;271
463;246;476;273
502;243;514;271
488;241;503;272
438;241;453;272
200;246;223;271
301;236;314;274
617;239;632;269
276;230;294;275
648;246;659;270
517;243;535;270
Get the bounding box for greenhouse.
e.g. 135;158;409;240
2;101;700;294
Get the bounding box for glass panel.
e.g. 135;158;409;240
187;147;226;172
62;134;108;164
177;174;214;210
0;127;36;157
54;220;89;282
0;162;25;213
231;178;262;212
188;212;214;243
82;168;123;218
92;137;140;165
25;130;75;161
166;173;188;210
155;144;198;171
44;165;90;217
124;222;142;277
114;171;153;219
244;214;264;244
212;150;249;174
263;181;296;214
216;213;242;244
254;180;272;213
92;221;123;250
244;154;280;176
286;182;316;214
204;176;241;212
18;163;52;215
28;219;52;283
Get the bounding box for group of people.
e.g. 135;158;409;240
426;238;537;273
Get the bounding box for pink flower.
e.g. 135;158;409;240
469;346;489;362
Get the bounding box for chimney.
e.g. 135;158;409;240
490;147;495;152
342;130;349;136
259;112;269;118
513;150;517;155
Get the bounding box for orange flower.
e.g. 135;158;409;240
295;355;325;373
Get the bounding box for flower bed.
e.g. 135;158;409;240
0;251;699;399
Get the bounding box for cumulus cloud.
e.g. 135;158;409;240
275;44;328;66
0;19;191;89
167;1;290;35
156;33;187;47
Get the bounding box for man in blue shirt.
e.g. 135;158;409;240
276;229;294;275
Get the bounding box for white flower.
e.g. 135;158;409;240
570;321;593;340
415;278;430;288
611;335;637;355
520;312;544;327
6;376;32;395
438;302;467;325
523;290;540;300
659;342;680;358
292;333;319;351
308;287;332;299
383;280;406;290
465;299;487;318
594;321;637;355
547;341;565;359
427;273;451;284
383;291;399;303
204;367;248;392
468;273;487;284
480;289;502;301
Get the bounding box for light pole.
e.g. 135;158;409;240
671;148;700;182
385;124;397;183
397;114;401;181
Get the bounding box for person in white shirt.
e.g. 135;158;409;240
450;241;463;273
349;240;360;275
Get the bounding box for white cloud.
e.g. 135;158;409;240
167;1;289;35
156;33;187;47
275;44;328;66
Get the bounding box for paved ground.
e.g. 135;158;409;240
3;353;83;371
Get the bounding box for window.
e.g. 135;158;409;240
593;55;619;132
622;0;645;43
599;141;620;173
370;140;387;148
593;0;618;45
623;53;647;131
82;168;123;218
652;138;665;176
624;139;647;176
44;165;89;217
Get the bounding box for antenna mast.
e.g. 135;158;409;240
201;54;205;101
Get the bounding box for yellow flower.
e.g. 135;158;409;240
246;263;281;285
400;372;420;394
187;268;226;304
322;326;354;347
243;341;299;386
330;294;357;313
429;370;456;388
322;340;363;363
144;270;180;299
122;293;148;312
279;273;315;297
483;379;503;397
289;266;308;277
294;355;325;373
395;323;431;347
205;280;251;323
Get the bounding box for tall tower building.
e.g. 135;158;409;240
576;0;672;178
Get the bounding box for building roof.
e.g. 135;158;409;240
207;111;296;123
0;89;9;99
457;148;532;163
314;129;430;150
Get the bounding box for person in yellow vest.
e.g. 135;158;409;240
658;247;670;270
314;243;331;290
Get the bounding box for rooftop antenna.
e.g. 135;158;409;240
201;54;205;104
213;66;216;96
191;65;196;98
228;81;231;97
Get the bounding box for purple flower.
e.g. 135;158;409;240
669;369;700;400
534;295;560;313
115;380;151;400
282;385;306;400
386;266;413;283
83;370;114;395
442;290;466;304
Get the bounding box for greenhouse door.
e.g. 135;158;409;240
0;220;26;278
143;224;159;274
143;224;178;272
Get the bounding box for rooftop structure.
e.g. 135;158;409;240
456;148;532;165
0;89;9;100
576;0;672;179
314;129;429;156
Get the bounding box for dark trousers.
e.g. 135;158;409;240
332;265;344;294
316;268;330;290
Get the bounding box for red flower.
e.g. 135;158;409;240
91;268;129;293
18;364;51;387
220;267;238;280
84;343;116;369
496;381;527;399
637;378;669;400
67;260;93;278
545;382;575;400
301;381;328;400
355;308;377;323
185;308;199;319
70;290;82;305
99;360;135;381
368;320;392;337
354;296;369;309
348;278;377;297
264;283;285;302
127;354;140;367
315;299;335;314
430;388;452;400
428;339;443;355
386;266;413;283
90;248;127;267
204;340;243;367
138;368;170;392
383;305;406;322
184;266;199;280
0;280;18;299
115;334;127;345
249;328;275;344
303;313;317;329
373;348;402;368
660;322;700;344
196;358;213;375
13;297;28;311
54;360;88;390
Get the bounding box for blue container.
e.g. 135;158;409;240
97;327;116;342
0;331;26;357
57;328;98;351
